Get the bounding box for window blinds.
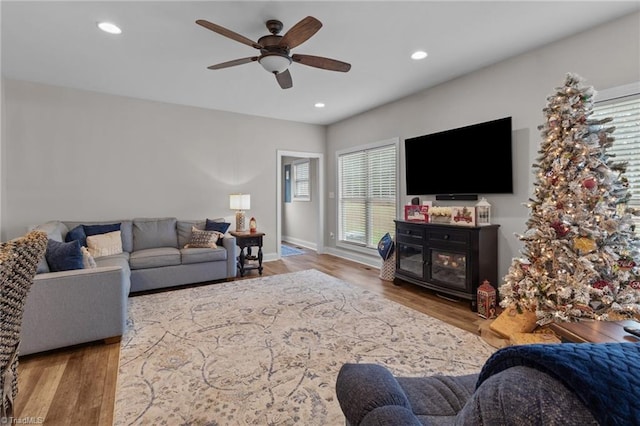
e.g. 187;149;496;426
293;161;310;200
338;143;397;248
592;93;640;232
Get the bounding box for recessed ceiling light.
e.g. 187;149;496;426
97;22;122;35
411;50;428;60
314;102;325;108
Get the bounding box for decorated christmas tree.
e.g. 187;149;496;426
499;73;640;325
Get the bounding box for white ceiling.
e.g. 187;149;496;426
2;1;639;125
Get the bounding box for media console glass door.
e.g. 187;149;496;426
396;241;425;280
428;248;468;292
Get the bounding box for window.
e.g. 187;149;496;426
337;139;398;250
293;160;310;201
592;84;640;233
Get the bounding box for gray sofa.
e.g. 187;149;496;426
19;217;237;356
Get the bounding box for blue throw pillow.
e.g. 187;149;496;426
45;239;84;272
84;222;121;236
377;233;394;260
205;219;231;244
205;219;231;234
65;225;87;247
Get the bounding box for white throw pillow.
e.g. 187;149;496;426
86;230;123;258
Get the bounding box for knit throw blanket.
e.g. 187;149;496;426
477;342;640;425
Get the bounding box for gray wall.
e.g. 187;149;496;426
1;12;638;276
325;12;640;279
2;80;325;257
282;156;319;249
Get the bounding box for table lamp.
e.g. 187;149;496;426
230;193;251;231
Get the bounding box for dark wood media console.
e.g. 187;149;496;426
394;220;499;311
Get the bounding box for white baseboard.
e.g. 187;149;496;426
324;246;381;269
281;235;317;251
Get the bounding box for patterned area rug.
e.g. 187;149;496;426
115;269;496;425
281;244;304;257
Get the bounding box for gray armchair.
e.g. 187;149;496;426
336;342;640;425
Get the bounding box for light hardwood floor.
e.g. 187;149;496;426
15;246;487;425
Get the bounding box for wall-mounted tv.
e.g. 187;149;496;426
405;117;513;200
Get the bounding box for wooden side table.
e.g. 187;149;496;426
549;319;640;343
229;231;265;277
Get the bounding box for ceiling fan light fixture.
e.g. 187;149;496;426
259;53;292;74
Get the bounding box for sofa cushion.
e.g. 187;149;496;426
86;231;123;258
130;247;181;270
184;227;223;249
133;218;178;251
177;220;206;249
36;221;67;243
181;247;227;265
65;225;88;247
95;252;130;271
36;257;50;274
45;239;84;272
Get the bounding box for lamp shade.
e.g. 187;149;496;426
230;193;251;211
258;53;291;74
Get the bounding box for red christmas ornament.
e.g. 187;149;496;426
617;257;636;271
592;280;612;291
551;221;569;237
582;177;597;190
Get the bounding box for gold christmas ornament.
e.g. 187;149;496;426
573;236;597;254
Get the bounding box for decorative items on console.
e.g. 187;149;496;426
229;193;251;232
451;206;476;226
424;198;491;227
404;205;429;222
429;206;452;223
475;197;492;225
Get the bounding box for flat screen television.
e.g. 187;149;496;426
405;116;513;199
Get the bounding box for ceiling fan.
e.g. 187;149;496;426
196;16;351;89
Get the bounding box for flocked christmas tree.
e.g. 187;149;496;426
499;73;640;325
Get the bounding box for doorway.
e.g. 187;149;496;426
276;150;324;258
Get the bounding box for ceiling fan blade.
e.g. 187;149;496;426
276;69;293;89
207;56;258;70
291;54;351;72
196;19;262;49
278;16;322;50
